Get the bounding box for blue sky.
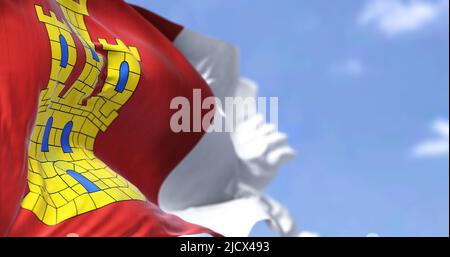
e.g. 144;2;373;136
128;0;449;236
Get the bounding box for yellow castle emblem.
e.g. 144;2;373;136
22;0;146;225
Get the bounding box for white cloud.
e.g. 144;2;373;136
331;58;365;78
298;231;320;237
359;0;449;36
413;119;449;158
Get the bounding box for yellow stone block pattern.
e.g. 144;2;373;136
22;1;146;226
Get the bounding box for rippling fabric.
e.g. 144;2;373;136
0;0;217;237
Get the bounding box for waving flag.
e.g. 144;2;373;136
1;0;295;237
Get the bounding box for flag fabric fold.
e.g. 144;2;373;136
161;29;297;237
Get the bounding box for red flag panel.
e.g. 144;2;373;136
0;0;216;237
